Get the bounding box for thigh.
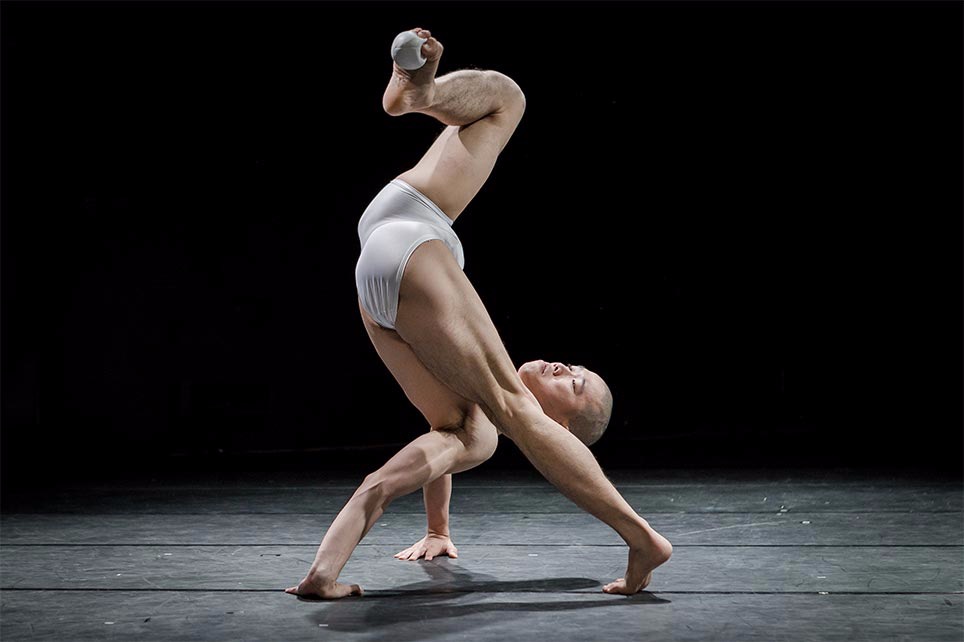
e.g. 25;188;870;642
393;240;535;414
358;299;473;430
396;104;523;223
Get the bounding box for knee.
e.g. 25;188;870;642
356;470;401;509
488;71;526;115
453;407;499;467
483;393;544;442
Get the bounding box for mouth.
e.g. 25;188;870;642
541;361;549;376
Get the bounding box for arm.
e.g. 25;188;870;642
423;473;452;535
394;473;460;561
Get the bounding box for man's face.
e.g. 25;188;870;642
517;360;599;428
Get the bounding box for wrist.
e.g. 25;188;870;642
427;525;450;537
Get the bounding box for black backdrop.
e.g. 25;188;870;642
2;1;961;487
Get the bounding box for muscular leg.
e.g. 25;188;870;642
285;303;498;599
386;30;673;594
383;31;524;221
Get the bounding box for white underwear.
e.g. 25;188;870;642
355;179;465;330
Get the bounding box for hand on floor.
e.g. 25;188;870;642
394;533;459;561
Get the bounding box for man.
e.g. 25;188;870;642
285;28;672;600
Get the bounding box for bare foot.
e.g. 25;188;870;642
284;571;363;600
603;521;673;595
382;27;444;116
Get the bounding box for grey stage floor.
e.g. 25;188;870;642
1;466;962;641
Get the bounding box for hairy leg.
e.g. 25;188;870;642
383;28;519;128
284;304;498;599
383;29;525;221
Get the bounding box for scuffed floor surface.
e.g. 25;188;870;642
2;466;961;641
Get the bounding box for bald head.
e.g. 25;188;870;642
517;360;613;447
568;374;613;446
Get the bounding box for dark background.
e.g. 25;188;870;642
2;1;961;489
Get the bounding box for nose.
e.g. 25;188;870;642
552;363;566;376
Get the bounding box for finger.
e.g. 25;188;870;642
349;583;364;597
285;586;298;595
448;547;458;558
425;552;435;561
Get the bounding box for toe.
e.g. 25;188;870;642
422;40;443;61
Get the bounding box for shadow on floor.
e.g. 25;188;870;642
295;559;671;636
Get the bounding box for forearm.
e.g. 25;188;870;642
423;473;452;535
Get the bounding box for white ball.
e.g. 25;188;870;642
391;30;427;70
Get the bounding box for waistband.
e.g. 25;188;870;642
390;179;455;226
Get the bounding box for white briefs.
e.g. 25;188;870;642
355;179;465;330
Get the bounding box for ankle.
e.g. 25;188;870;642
307;566;335;583
621;517;655;546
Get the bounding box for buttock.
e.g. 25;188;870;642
355;179;465;330
355;221;447;329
